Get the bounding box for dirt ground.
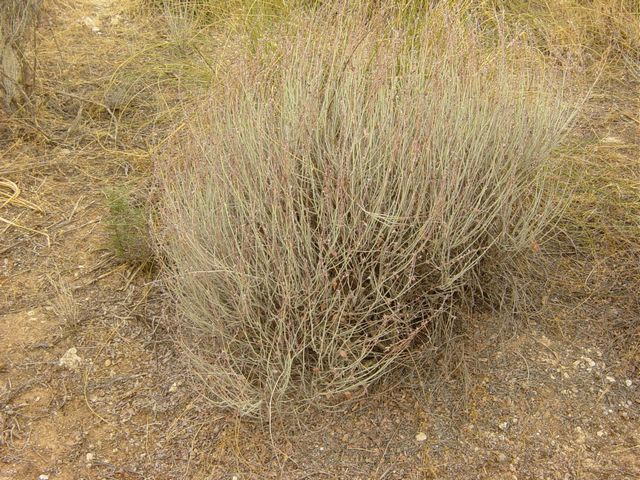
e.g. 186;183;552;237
1;1;639;479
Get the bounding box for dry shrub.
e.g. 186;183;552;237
155;6;574;419
0;0;41;109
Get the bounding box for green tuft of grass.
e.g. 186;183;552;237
105;188;152;265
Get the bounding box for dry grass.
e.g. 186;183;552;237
49;277;80;327
155;6;574;419
479;0;640;72
141;0;302;22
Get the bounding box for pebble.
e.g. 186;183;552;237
168;382;179;393
104;359;112;367
498;422;509;431
625;379;633;387
606;376;616;383
82;16;100;30
38;475;49;480
415;432;427;442
86;452;95;463
59;347;82;370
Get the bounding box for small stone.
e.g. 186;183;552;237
232;476;239;480
104;359;112;367
625;379;633;387
415;432;427;442
38;475;49;480
168;382;178;393
606;376;616;383
59;347;82;370
596;430;605;437
498;422;509;431
82;16;100;29
86;452;95;463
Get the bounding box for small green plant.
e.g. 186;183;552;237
105;188;151;264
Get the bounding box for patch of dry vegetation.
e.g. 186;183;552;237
480;0;640;70
154;5;575;419
476;0;640;357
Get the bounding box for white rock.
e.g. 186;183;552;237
596;430;605;437
59;347;82;370
168;382;178;393
38;475;49;480
625;379;633;387
498;422;509;431
86;452;95;462
606;376;616;383
83;16;100;29
415;432;427;442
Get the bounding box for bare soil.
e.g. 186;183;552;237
1;1;639;479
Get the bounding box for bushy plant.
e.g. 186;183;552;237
155;6;574;419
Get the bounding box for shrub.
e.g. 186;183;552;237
0;0;41;109
155;6;574;419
